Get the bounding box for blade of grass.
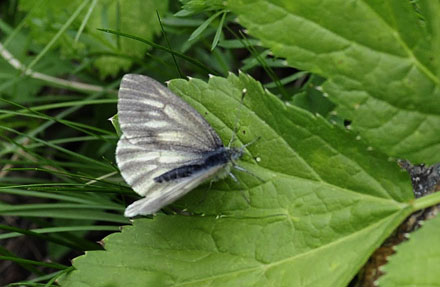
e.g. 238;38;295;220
241;49;271;71
74;0;98;44
3;168;127;190
264;71;309;88
0;99;117;121
188;10;223;42
223;25;287;98
0;98;115;137
0;224;102;251
0;203;124;212
156;10;183;78
0;246;43;276
211;11;227;50
98;28;218;75
44;267;75;287
0;188;116;205
238;30;287;98
0;78;119;159
1;135;70;180
0;204;129;224
0;225;120;240
0;126;114;171
11;136;117;157
7;268;74;287
86;50;174;70
0;256;68;270
218;38;260;48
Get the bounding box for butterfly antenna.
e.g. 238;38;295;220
241;136;260;150
228;88;247;147
240;136;261;164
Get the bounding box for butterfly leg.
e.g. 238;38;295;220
232;164;264;182
194;178;222;209
228;172;239;182
169;206;193;216
232;164;249;173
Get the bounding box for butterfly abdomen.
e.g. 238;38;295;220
154;148;230;183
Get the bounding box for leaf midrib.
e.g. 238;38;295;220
257;0;438;86
360;0;439;86
169;207;411;286
86;209;406;286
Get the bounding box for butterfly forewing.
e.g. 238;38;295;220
116;74;227;216
118;74;223;150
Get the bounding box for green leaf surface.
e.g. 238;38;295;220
378;211;440;287
18;0;168;77
60;73;418;286
290;75;335;118
226;0;440;164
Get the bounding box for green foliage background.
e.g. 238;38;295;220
0;0;439;286
18;0;168;77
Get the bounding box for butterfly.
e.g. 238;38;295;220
116;74;254;217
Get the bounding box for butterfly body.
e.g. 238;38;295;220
154;147;243;183
116;74;245;217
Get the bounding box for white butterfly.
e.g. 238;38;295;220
116;74;251;217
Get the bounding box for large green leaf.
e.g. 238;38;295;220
59;73;422;286
378;210;440;287
18;0;168;77
226;0;440;165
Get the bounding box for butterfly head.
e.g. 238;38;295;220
227;147;244;161
230;136;261;161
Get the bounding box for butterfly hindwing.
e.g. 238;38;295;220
123;162;224;217
116;136;202;194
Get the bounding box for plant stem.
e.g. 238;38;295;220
0;42;115;94
412;191;440;211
